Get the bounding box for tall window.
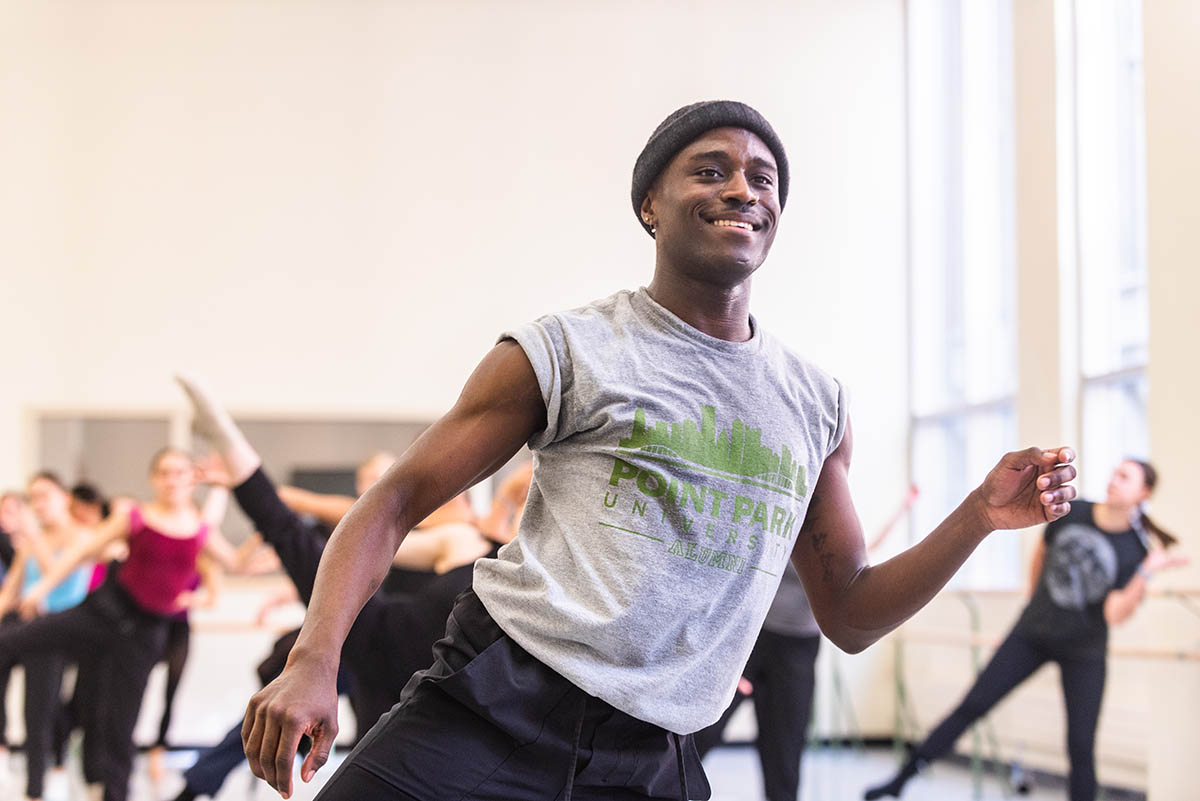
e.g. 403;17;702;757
908;0;1019;587
1059;0;1150;497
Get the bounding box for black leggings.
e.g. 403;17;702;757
1;612;73;798
694;631;820;801
20;652;67;798
0;612;18;748
64;652;107;784
0;581;168;801
914;630;1106;801
155;616;191;748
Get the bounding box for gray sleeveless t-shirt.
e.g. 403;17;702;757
472;288;845;733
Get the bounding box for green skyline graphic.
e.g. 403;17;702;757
618;406;805;496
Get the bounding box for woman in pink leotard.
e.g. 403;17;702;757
0;448;236;801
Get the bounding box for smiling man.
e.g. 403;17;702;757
241;101;1077;801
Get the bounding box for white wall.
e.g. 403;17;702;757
3;0;906;473
0;0;909;738
0;3;77;481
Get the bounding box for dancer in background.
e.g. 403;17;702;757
0;473;94;801
864;460;1188;801
0;449;237;801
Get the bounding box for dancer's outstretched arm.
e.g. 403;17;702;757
275;486;355;527
242;341;543;797
791;418;1076;653
1104;547;1189;624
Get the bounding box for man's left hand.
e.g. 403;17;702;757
971;447;1077;531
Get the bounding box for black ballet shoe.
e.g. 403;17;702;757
864;775;907;800
863;757;924;800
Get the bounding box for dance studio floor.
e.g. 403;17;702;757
3;744;1078;801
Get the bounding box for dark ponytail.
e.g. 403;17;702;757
1130;460;1179;548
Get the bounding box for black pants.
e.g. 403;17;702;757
20;651;67;798
314;589;711;801
67;651;108;784
1;612;77;798
0;611;19;748
0;581;168;801
694;631;820;801
914;630;1106;801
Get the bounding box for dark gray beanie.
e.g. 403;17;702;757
631;100;789;237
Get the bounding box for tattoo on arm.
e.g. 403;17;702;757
801;492;836;583
811;529;835;583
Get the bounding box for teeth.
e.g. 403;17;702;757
711;220;754;230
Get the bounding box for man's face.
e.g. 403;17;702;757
643;127;781;282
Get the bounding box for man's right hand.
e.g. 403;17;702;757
242;653;340;798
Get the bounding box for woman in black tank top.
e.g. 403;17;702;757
864;460;1187;801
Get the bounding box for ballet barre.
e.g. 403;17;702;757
899;629;1200;662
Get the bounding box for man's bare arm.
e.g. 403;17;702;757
242;340;545;797
290;341;543;664
792;416;1076;654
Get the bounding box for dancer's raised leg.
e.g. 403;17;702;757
176;375;260;485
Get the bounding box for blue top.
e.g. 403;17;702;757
23;556;91;613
